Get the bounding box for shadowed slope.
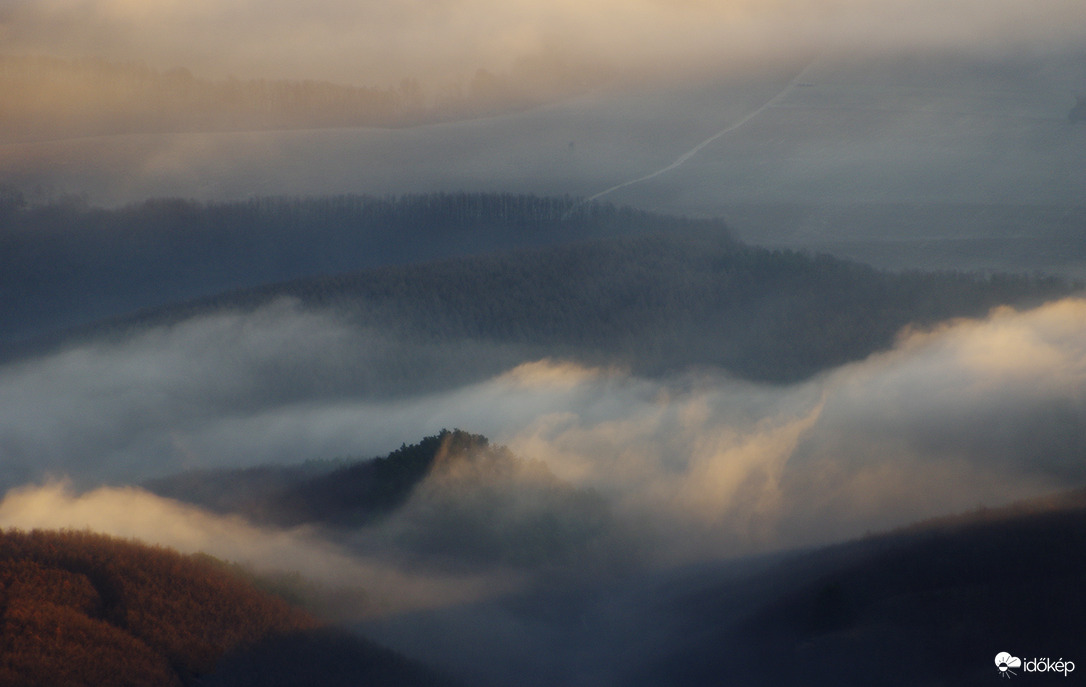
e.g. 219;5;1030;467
630;491;1086;687
147;430;622;570
145;429;492;529
132;231;1076;384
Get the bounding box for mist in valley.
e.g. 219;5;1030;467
2;295;1084;542
3;0;1086;684
1;295;1085;684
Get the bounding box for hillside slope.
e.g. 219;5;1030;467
124;231;1075;384
0;193;713;349
356;488;1086;687
0;529;316;685
0;529;460;687
145;429;492;528
147;429;620;570
628;491;1086;687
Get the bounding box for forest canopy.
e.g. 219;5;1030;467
0;528;461;686
0;528;315;686
1;191;1077;386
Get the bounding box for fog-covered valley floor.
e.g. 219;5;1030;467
3;0;1086;683
1;282;1085;684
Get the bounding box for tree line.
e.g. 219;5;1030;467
2;189;1077;384
146;429;623;570
144;429;489;529
0;191;719;351
228;231;1076;383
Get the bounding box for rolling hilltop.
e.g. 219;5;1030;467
0;528;459;687
626;489;1086;687
145;430;498;528
115;228;1074;386
0;193;705;348
351;474;1086;687
147;430;620;570
4;192;1076;386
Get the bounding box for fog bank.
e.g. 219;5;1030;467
1;298;1084;557
4;0;1084;86
0;481;518;618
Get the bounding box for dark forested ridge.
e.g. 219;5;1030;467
139;231;1075;384
627;490;1086;687
0;528;462;687
146;429;491;529
0;191;704;349
2;189;1078;383
147;429;621;570
346;479;1086;687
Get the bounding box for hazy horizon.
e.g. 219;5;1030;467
3;4;1085;279
6;0;1084;87
2;1;1085;684
2;297;1082;551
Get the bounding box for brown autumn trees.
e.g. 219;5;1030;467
0;529;317;686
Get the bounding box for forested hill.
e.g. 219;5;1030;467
3;189;1078;383
145;429;495;529
629;489;1086;687
138;231;1074;384
0;191;716;349
146;430;617;569
0;529;461;687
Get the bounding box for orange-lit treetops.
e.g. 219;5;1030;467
0;528;318;687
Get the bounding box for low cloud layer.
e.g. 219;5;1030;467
0;480;518;618
1;297;1085;563
511;300;1086;556
3;0;1084;86
0;299;527;486
4;0;1083;222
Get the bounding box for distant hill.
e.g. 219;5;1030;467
347;484;1086;687
627;490;1086;687
0;55;417;139
147;429;623;570
0;528;461;686
3;192;1078;384
0;192;706;349
125;230;1075;385
146;429;490;528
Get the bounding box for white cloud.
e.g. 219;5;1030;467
0;480;520;617
3;0;1084;85
1;298;1084;561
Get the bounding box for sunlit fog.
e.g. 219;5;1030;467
2;0;1085;684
